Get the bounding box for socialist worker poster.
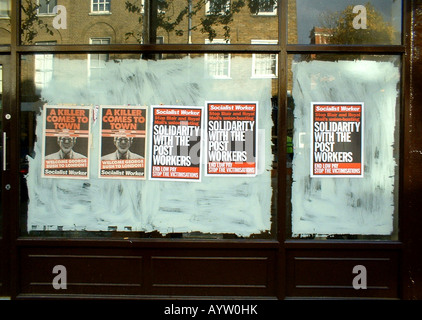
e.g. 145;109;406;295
205;101;258;177
42;105;91;179
150;105;203;181
99;105;147;179
311;102;364;178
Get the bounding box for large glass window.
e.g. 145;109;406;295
289;0;402;45
17;1;405;243
20;0;139;44
19;53;278;239
286;54;401;240
20;0;278;45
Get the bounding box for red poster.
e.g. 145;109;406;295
150;105;203;181
42;105;91;179
311;102;364;177
205;101;258;176
99;106;147;179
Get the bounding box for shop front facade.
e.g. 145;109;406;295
0;0;422;299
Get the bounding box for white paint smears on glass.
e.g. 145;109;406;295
291;59;399;236
26;56;274;236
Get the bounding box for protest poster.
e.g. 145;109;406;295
205;101;258;176
42;105;91;179
99;105;147;179
150;105;203;181
311;102;364;178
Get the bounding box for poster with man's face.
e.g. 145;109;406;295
99;105;147;179
149;105;203;181
42;105;91;179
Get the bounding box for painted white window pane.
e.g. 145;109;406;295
289;54;400;239
22;53;277;239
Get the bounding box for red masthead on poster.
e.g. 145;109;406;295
205;101;258;177
150;105;203;182
311;102;364;178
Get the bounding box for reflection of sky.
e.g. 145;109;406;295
294;0;402;43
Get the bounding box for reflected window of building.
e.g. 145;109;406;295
34;41;56;92
310;27;332;44
92;0;111;13
256;0;277;16
0;0;10;18
156;36;164;59
37;0;57;15
205;39;231;79
89;38;110;77
251;40;277;78
206;0;231;15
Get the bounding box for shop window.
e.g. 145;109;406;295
287;54;401;240
288;0;402;45
20;0;278;45
20;52;278;239
37;0;57;15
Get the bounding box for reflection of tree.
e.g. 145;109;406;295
125;0;277;43
318;2;397;45
21;0;54;44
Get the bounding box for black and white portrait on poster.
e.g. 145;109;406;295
99;105;147;179
42;105;91;179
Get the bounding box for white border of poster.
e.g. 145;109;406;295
310;102;364;178
98;105;148;180
204;101;258;177
41;104;92;179
149;105;204;182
